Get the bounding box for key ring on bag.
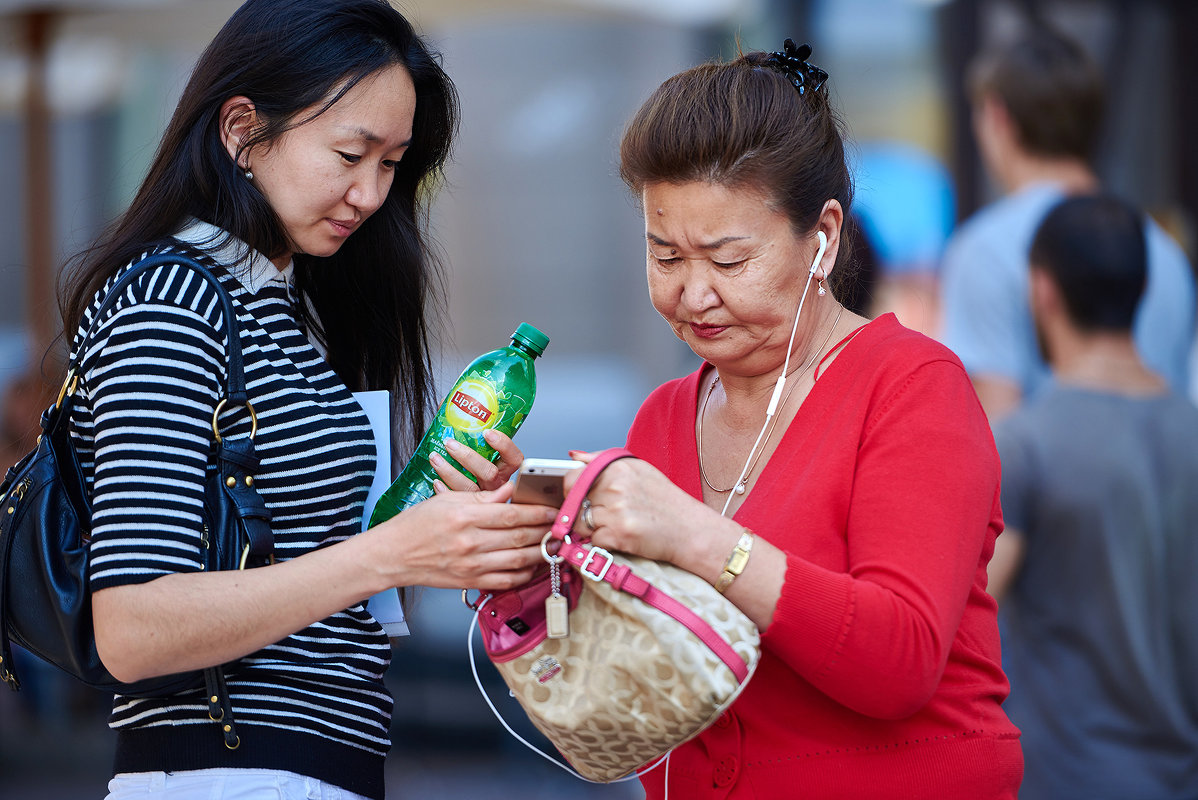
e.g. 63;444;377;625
540;529;566;564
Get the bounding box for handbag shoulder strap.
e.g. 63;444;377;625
67;251;272;563
72;251;247;403
549;448;635;540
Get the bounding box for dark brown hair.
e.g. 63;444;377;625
619;47;855;293
968;26;1104;162
1030;194;1146;331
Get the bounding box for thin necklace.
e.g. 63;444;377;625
698;305;844;495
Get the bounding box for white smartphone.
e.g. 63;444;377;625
511;458;584;506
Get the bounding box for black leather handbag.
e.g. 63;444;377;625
0;252;274;749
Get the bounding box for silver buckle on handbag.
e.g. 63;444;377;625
579;546;613;582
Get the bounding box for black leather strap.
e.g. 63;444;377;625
73;252;247;402
73;252;273;560
204;666;240;750
218;437;273;562
71;252;271;705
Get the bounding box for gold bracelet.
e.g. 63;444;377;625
715;529;754;593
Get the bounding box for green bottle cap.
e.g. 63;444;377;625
511;322;549;357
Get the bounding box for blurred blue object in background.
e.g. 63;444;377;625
853;140;956;275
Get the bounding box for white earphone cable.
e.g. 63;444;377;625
719;231;827;517
467;598;667;783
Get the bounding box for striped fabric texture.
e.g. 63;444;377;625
68;221;391;763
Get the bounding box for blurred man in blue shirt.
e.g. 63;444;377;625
939;26;1194;420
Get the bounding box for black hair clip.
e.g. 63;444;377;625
764;39;828;96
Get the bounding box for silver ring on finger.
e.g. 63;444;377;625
581;498;597;532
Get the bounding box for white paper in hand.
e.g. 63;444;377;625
355;390;409;637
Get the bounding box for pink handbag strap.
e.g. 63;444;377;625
552;448;750;684
549;447;636;538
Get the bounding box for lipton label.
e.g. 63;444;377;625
444;378;499;433
452;390;490;423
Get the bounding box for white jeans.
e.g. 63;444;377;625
105;768;372;800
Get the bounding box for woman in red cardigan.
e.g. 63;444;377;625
567;42;1023;798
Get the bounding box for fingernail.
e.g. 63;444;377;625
568;450;583;458
483;429;500;442
443;438;462;451
429;451;446;466
432;479;448;493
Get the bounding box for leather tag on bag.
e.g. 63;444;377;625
545;595;569;639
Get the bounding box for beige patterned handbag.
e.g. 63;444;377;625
469;448;761;782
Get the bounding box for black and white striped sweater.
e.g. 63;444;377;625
69;221;389;798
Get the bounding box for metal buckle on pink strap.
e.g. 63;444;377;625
579;546;614;582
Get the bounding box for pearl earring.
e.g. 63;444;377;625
244;169;254;180
817;278;827;297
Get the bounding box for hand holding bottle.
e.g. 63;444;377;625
365;480;554;592
429;429;524;492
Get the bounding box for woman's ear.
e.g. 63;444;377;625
813;199;844;281
218;96;258;169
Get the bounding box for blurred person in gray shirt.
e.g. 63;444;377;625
989;193;1198;800
938;26;1195;421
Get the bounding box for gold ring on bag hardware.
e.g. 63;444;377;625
211;399;258;442
237;543;275;571
54;370;79;409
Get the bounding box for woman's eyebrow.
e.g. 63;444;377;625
647;232;750;250
338;125;412;148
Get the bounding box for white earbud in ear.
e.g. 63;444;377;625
809;230;828;275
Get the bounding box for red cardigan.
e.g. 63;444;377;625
628;314;1022;799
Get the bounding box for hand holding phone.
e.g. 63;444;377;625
510;458;584;506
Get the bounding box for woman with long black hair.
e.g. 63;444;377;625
59;2;550;797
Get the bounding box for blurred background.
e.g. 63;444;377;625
0;0;1193;796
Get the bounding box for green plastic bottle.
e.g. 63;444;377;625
368;323;550;527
